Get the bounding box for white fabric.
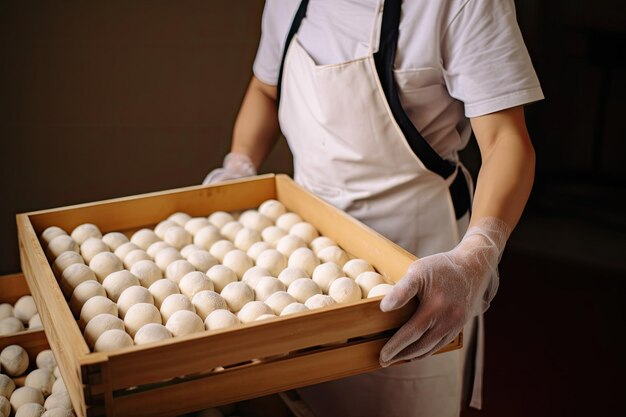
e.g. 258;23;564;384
254;0;544;158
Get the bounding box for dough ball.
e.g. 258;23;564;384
11;387;45;412
264;291;297;315
275;212;303;232
355;272;386;297
206;265;237;293
179;272;214;298
51;251;84;278
35;350;56;371
80;238;109;264
310;236;337;255
239;210;273;233
165;260;196;285
101;232;129;251
186;250;218;272
124;303;162;337
234;227;262;251
154;247;183;271
51;377;66;394
289;222;319;244
184;217;211;236
60;264;97;298
148;279;180;309
102;270;140;302
14;296;38;325
287;278;321;303
288;248;320;276
41;408;74;417
165;310;204;337
28;314;42;330
312;262;343;294
343;259;375;279
113;242;140;262
69;281;106;317
254;277;286;302
260;226;287;247
237;301;272;323
163;226;192;250
159;294;194;323
25;368;55;397
194;225;223;251
220;221;244;242
220;282;254;313
129;260;162;288
180;244;203;259
0;374;16;398
94;329;133;352
15;402;45;417
191;291;227;320
146;241;172;259
209;240;235;263
83;313;124;349
134;323;172;345
130;229;160;250
0;394;10;416
241;267;271;289
167;212;192;227
89;252;123;282
46;235;78;260
280;302;309;316
367;283;394;298
0;317;24;335
42;390;71;411
317;245;349;268
0;303;12;320
258;199;287;221
40;226;67;247
246;241;273;261
117;286;154;319
255;249;287;277
207;211;235;229
122;249;151;269
0;345;29;376
275;235;307;257
154;220;178;240
222;250;253;279
204;309;240;331
328;277;362;304
304;294;337;310
80;296;118;328
70;223;102;245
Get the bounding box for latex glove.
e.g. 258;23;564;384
379;217;511;366
202;152;257;185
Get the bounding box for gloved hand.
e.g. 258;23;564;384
202;152;257;185
379;217;511;366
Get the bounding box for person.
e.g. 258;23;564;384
204;0;543;416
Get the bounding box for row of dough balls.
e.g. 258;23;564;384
39;200;394;353
0;297;41;336
0;345;73;417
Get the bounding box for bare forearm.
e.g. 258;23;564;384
231;76;280;170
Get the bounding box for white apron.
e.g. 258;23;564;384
276;0;483;415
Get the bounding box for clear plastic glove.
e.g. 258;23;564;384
202;152;257;185
379;217;511;366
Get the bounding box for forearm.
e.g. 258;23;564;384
230;76;280;170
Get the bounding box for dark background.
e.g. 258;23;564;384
1;1;624;416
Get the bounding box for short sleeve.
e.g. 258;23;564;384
253;0;300;86
442;0;544;117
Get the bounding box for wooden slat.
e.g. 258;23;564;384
0;272;31;304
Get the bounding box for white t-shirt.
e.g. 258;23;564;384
253;0;544;158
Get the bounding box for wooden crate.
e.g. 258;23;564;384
17;174;462;417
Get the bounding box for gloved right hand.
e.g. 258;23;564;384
203;152;257;185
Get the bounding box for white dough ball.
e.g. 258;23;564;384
102;270;140;302
280;302;309;316
275;212;303;232
130;229;160;250
154;247;183;271
184;217;211;235
310;236;338;255
80;296;118;328
220;221;244;242
312;262;343;294
238;210;273;232
0;374;15;398
1;345;29;376
237;301;272;323
0;303;12;320
241;267;271;289
317;245;350;268
207;211;235;229
41;409;74;417
167;212;191;227
180;244;203;259
287;278;321;303
101;232;129;251
179;272;214;298
166;310;203;337
288;248;320;276
163;226;192;250
83;313;125;349
246;241;273;261
60;264;97;298
15;402;45;417
191;291;227;320
328;277;362;304
35;350;56;371
222;250;253;279
69;281;106;316
0;395;10;417
367;283;394;298
28;314;42;330
343;259;375;279
117;286;153;319
355;272;386;297
165;260;196;284
53;367;61;379
261;226;288;248
14;296;38;325
206;265;237;293
134;323;172;345
204;309;240;331
40;226;67;247
186;250;218;272
254;277;286;302
0;317;24;335
70;223;102;245
124;303;162;337
80;238;109;264
277;267;309;287
256;314;276;321
233;227;262;251
51;377;66;394
154;220;178;240
11;387;45;412
275;234;306;257
255;249;287;277
113;242;140;262
220;282;254;312
264;291;297;315
289;222;319;244
209;240;235;262
146;241;172;259
25;368;55;397
258;199;287;221
304;294;337;310
194;225;223;251
94;329;133;352
46;235;78;260
159;294;194;323
42;391;71;411
129;260;162;288
52;251;84;278
89;252;123;282
148;279;180;309
123;249;151;269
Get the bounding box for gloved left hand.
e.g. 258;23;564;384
379;217;511;366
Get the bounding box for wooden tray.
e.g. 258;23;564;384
17;174;462;417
